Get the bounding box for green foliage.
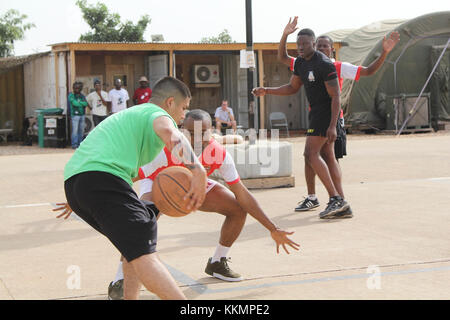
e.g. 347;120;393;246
76;0;151;42
200;29;235;44
0;9;35;57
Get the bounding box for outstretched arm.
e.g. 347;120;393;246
360;31;400;77
230;182;300;254
153;116;207;211
252;74;303;97
278;16;298;67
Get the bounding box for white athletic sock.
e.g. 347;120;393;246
211;244;230;263
307;194;317;201
112;261;124;284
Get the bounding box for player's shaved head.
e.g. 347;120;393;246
150;76;191;104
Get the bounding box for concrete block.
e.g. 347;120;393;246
212;140;293;180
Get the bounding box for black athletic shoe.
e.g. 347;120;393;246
108;280;124;300
333;206;353;219
205;257;243;282
319;196;350;219
295;197;320;212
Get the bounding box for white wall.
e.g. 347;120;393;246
24;53;57;117
57;52;67;114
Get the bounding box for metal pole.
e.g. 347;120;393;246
396;37;450;136
245;0;256;129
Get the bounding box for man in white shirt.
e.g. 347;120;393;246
108;79;130;114
87;80;110;126
214;100;237;134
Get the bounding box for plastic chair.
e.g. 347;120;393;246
269;112;289;137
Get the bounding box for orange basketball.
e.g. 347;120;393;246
152;166;193;217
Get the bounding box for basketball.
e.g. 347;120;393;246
152;166;193;217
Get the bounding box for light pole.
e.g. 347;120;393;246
245;0;256;129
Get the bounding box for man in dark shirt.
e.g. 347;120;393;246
252;28;350;219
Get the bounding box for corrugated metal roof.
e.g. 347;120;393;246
0;51;51;73
49;41;297;46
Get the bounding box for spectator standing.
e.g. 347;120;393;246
109;79;129;114
87;80;110;126
133;76;152;105
68;82;88;149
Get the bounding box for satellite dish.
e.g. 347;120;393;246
151;34;164;42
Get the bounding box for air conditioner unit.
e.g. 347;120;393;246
385;93;431;131
193;65;220;84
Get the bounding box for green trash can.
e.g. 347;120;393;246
35;108;64;148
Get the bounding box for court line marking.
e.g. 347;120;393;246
1;176;449;210
0;203;52;209
163;258;450;293
200;265;450;295
55;261;450;300
0;278;14;300
174;262;450;296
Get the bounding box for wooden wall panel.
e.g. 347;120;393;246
0;66;25;138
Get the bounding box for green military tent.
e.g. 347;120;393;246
325;11;450;132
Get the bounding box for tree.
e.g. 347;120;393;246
76;0;151;42
200;29;235;44
0;9;35;57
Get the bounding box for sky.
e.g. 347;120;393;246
3;0;449;56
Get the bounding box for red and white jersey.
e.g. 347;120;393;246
290;57;362;120
138;139;240;185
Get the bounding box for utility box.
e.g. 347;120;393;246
43;115;66;148
385;93;431;131
35;108;64;147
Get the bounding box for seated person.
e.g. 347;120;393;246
214;100;237;134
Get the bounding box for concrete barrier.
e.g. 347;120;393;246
212;140;293;180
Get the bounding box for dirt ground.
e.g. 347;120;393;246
0;131;449;300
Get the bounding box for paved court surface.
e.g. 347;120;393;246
0;132;449;300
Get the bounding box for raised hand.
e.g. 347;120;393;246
383;31;400;53
283;16;299;36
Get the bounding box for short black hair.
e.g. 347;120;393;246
73;81;83;89
94;79;101;86
297;28;316;39
317;35;334;46
151;76;191;102
185;109;212;125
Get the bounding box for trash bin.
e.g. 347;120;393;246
35;108;63;148
43;115;66;148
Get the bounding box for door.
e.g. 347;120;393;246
148;54;169;89
105;64;135;99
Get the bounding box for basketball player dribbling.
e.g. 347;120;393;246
61;76;207;300
56;109;299;300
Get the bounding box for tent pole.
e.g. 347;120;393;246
396;37;450;136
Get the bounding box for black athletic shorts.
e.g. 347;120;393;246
64;171;160;262
307;109;331;137
334;122;347;159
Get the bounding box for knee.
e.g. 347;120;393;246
303;149;315;164
222;205;247;221
321;149;336;164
